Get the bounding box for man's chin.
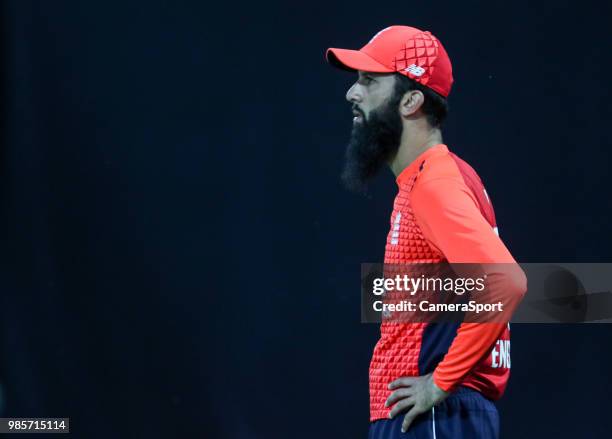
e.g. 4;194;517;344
341;106;400;194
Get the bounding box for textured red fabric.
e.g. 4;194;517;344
369;167;440;421
369;144;525;421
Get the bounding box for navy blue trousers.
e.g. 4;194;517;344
368;387;499;439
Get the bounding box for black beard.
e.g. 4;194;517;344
341;99;402;194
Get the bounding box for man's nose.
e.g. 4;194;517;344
345;82;362;104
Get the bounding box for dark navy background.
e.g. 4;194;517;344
0;1;610;437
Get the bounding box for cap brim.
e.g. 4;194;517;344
326;48;394;73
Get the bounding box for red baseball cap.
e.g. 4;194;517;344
326;25;454;97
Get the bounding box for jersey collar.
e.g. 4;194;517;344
396;143;449;185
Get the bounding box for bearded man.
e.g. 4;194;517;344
326;26;526;438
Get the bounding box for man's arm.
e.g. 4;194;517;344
386;175;526;432
410;176;527;392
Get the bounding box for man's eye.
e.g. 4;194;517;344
360;76;374;85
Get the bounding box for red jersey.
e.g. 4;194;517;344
369;144;527;421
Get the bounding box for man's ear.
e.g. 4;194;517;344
399;90;425;117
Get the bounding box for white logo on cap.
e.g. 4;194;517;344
405;64;425;76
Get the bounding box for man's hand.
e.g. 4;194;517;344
385;373;449;433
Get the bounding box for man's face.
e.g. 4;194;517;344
341;71;403;193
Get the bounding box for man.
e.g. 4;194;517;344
326;26;527;438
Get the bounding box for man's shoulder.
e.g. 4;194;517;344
414;149;466;187
410;149;493;221
410;149;486;206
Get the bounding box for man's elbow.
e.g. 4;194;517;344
507;264;528;301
